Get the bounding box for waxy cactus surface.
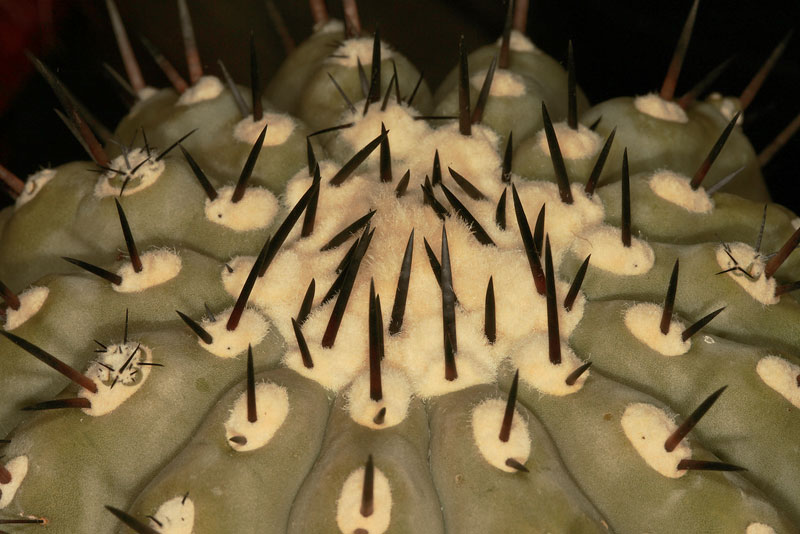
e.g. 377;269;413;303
1;1;800;533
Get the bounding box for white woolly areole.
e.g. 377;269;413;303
472;398;531;472
4;286;48;331
94;148;166;198
225;382;289;451
137;87;159;101
149;495;195;534
346;367;413;429
756;356;800;409
648;170;713;213
536;123;602;160
495;30;538;52
621;403;691;478
336;464;392;534
470;69;525;97
204;186;279;231
633;93;689;123
708;93;744;125
714;243;778;305
176;75;223;106
316;18;344;33
15;168;55;208
200;307;269;358
572;225;655;275
113;249;182;293
79;343;153;416
746;523;777;534
511;335;589;396
624;302;690;356
0;456;28;509
328;37;394;68
233;113;296;146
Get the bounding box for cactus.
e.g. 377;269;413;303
1;1;800;533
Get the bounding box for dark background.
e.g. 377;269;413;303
1;0;798;210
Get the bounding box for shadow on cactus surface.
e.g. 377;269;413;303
1;0;800;532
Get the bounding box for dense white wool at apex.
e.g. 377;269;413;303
633;93;689;123
149;495;195;534
505;181;605;252
346;366;413;429
511;334;590;396
621;403;691;478
113;249;182;293
745;523;777;534
472;398;531;472
495;30;539;52
648;170;714;213
336;463;392;534
3;286;48;331
233;112;297;146
15;168;55;208
201;307;270;358
624;303;691;356
328;36;395;68
756;356;800;409
79;343;153;416
535;122;602;160
204;185;279;231
225;382;290;452
0;456;28;509
470;69;526;97
714;242;778;305
93;147;166;198
337;99;433;175
572;225;655;275
335;102;505;200
176;75;223;105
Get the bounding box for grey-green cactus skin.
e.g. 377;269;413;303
2;324;285;533
572;300;800;524
581;98;767;200
428;385;610;533
509;369;796;534
125;368;330;534
2;3;800;534
434;39;591;147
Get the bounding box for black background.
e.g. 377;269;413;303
1;0;798;210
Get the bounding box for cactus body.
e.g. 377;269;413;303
1;2;799;533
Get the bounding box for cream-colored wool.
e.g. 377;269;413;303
225;382;289;452
0;456;28;509
4;286;48;331
336;464;392;534
648;170;713;213
94;147;166;198
624;303;691;356
79;343;153;416
233;112;296;146
149;495;195;534
633;93;688;123
113;249;182;293
176;75;223;105
536;122;602;160
15;168;55;208
204;186;279;231
472;398;531;472
572;225;655;275
715;242;778;305
756;356;800;409
621;403;691;478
